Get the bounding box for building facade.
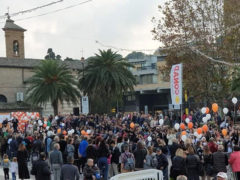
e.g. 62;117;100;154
0;17;82;116
123;50;171;114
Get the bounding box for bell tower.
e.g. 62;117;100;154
2;16;26;59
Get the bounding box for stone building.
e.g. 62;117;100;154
0;17;82;116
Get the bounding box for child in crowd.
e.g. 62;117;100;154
1;154;10;180
10;157;18;180
83;158;100;180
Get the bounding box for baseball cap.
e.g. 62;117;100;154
217;172;227;179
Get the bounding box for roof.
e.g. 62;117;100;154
0;57;84;70
2;18;26;32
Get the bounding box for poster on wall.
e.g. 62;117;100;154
0;113;11;123
82;96;89;114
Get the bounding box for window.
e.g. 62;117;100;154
13;40;19;56
0;95;7;103
126;95;136;102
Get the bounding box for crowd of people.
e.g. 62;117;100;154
0;110;239;180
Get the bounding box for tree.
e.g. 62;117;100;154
125;51;145;59
152;0;240;106
26;60;80;115
45;48;61;60
79;49;136;113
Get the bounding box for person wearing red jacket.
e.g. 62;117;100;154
229;146;240;180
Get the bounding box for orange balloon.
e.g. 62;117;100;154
206;107;210;114
43;124;47;128
81;130;86;135
188;122;193;129
212;103;218;113
0;123;2;128
130;122;135;129
62;130;67;135
181;131;187;135
180;123;185;130
222;129;227;136
202;125;208;132
197;128;202;134
57;129;61;134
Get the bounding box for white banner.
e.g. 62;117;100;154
170;64;182;105
82;96;89;114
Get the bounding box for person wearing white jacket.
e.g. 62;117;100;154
10;157;18;180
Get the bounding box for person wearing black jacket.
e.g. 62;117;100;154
169;139;180;161
86;139;97;164
134;141;147;170
97;140;110;180
109;141;121;177
156;148;169;180
31;152;51;180
186;146;200;180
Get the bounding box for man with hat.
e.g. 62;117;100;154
216;172;227;180
156;147;168;180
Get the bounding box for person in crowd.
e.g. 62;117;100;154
212;145;228;175
17;143;30;180
144;146;158;169
109;140;121;177
10;157;18;180
216;172;228;180
97;140;110;180
86;139;98;164
186;146;200;180
203;145;214;180
2;154;10;180
79;136;89;173
134;141;147;171
31;152;51;180
73;135;81;172
59;134;67;163
49;143;63;180
83;158;100;180
61;156;80;180
156;147;168;180
66;138;75;159
229;145;240;180
45;133;52;157
169;138;180;160
51;136;60;151
170;148;186;180
208;137;218;153
120;144;135;173
167;129;176;146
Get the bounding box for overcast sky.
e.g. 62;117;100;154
0;0;162;59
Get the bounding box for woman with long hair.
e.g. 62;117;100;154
17;143;30;180
97;140;110;180
134;141;147;171
203;145;214;180
170;148;187;180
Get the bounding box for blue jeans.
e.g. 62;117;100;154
98;157;109;180
162;167;168;180
12;172;16;180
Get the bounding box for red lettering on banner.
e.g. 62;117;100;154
173;65;180;95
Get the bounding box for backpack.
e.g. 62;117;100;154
123;153;135;171
151;154;158;168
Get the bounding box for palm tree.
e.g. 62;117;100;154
26;60;80;115
79;49;136;112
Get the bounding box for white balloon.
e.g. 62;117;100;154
223;108;229;115
232;97;238;104
174;123;180;130
86;130;91;134
202;117;207;123
159;119;164;126
185;118;190;124
38;120;42;124
201;107;206;114
147;136;152;142
61;123;65;127
206;114;211;120
46;126;49;130
39;122;43;126
44;121;47;124
31;115;35;119
68;130;73;135
181;135;187;141
33;122;36;125
24;116;28;121
55;116;58;120
71;129;75;133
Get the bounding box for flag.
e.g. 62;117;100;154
170;64;182;105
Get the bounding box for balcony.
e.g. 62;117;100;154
132;65;157;75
